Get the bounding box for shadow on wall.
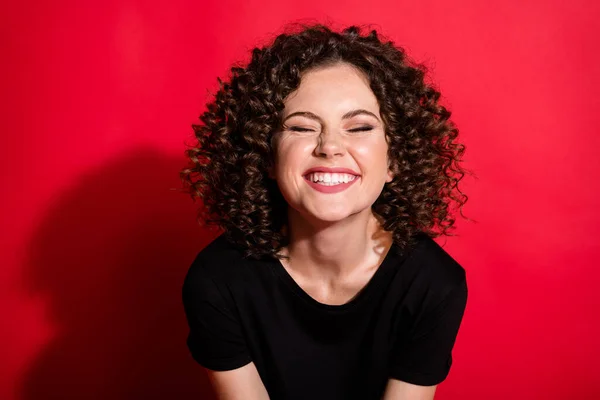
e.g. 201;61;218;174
19;146;219;399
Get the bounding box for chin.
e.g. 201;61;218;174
303;205;366;224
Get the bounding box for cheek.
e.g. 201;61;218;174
275;139;313;174
354;140;389;169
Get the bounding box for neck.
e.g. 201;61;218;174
280;206;393;280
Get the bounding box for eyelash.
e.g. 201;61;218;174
288;126;374;133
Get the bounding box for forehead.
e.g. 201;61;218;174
282;63;381;116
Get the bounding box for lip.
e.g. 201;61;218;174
303;175;360;194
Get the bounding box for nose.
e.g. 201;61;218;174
315;129;345;158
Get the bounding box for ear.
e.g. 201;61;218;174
385;160;395;183
385;168;394;183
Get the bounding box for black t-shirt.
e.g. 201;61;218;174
182;232;468;400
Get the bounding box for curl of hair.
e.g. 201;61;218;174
180;22;473;260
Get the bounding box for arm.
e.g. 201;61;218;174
381;379;437;400
204;361;270;400
182;257;269;399
387;276;468;398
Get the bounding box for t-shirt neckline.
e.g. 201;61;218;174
268;242;401;313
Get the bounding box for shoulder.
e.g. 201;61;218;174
182;234;253;311
407;233;468;301
193;233;247;267
183;233;254;289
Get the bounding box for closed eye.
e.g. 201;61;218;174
288;126;374;132
349;126;374;132
288;126;314;132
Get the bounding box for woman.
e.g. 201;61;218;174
180;22;470;400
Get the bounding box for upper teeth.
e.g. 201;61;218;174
306;173;357;183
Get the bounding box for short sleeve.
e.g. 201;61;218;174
181;258;252;371
389;276;468;386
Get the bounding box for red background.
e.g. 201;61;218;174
2;1;599;399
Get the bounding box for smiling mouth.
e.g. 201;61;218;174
303;172;360;186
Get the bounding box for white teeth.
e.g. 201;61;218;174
306;172;358;185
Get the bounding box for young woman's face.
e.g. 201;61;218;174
270;62;394;224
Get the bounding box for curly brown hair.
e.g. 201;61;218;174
180;22;473;261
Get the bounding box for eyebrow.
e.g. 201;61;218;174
282;109;381;124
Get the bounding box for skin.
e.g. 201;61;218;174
269;62;395;301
